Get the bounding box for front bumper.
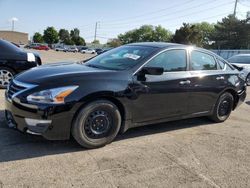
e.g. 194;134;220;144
5;94;76;140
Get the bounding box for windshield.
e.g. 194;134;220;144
228;55;250;64
85;45;157;70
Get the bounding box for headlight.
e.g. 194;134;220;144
27;86;78;104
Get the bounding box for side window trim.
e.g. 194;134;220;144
189;50;219;71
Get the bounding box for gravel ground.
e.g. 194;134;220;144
27;49;94;63
0;51;250;187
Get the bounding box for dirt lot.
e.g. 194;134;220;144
0;50;250;187
27;49;94;63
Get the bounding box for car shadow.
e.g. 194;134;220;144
245;101;250;105
0;110;214;163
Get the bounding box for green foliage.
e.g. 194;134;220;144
107;38;122;47
172;22;215;48
92;40;100;44
211;15;250;49
118;25;172;44
43;27;59;45
59;29;71;44
70;28;86;46
33;32;43;43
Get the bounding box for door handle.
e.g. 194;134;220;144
216;76;224;80
179;80;191;85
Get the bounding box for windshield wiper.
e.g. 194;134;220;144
85;64;101;69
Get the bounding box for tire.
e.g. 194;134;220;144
209;92;234;123
246;73;250;86
72;100;121;148
0;67;15;89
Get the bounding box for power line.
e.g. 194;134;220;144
100;0;196;24
97;11;232;40
100;0;234;28
98;1;234;31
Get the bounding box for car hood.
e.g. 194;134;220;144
15;62;115;84
231;63;250;69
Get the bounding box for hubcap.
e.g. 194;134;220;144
218;99;231;117
0;70;13;87
84;110;111;138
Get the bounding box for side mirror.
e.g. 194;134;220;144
141;67;164;75
137;67;164;81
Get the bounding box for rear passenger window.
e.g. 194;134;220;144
190;51;217;71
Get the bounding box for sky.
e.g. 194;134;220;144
0;0;249;43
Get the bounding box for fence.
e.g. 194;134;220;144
211;50;250;59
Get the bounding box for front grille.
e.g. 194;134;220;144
7;81;27;99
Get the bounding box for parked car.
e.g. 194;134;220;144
0;39;42;88
55;47;67;52
5;42;246;148
95;48;103;55
67;46;78;53
81;48;96;54
228;54;250;85
97;48;113;55
33;45;50;51
24;43;39;49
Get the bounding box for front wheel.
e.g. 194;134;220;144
72;100;121;148
0;67;15;89
209;92;234;123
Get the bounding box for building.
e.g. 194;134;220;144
0;30;28;45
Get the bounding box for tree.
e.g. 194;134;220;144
211;15;250;49
70;28;85;45
172;23;202;46
33;32;43;43
43;27;59;45
92;40;100;44
107;38;122;47
58;29;71;44
118;25;172;44
193;22;215;48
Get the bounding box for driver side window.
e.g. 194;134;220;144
145;49;187;72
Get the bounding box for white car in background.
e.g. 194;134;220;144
67;46;78;53
81;48;96;54
55;47;67;52
228;54;250;85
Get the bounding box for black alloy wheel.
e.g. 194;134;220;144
246;73;250;86
209;92;234;122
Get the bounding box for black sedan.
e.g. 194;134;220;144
5;42;246;148
0;39;42;88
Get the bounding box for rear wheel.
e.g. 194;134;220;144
209;92;234;123
246;73;250;86
72;100;121;148
0;67;15;89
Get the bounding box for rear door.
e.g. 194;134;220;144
187;50;225;114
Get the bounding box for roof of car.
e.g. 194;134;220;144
231;54;250;57
126;42;188;49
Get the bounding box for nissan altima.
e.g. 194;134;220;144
5;42;247;148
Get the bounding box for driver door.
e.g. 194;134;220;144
131;49;190;123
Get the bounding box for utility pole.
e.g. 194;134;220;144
233;0;238;18
12;20;14;31
94;22;100;41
